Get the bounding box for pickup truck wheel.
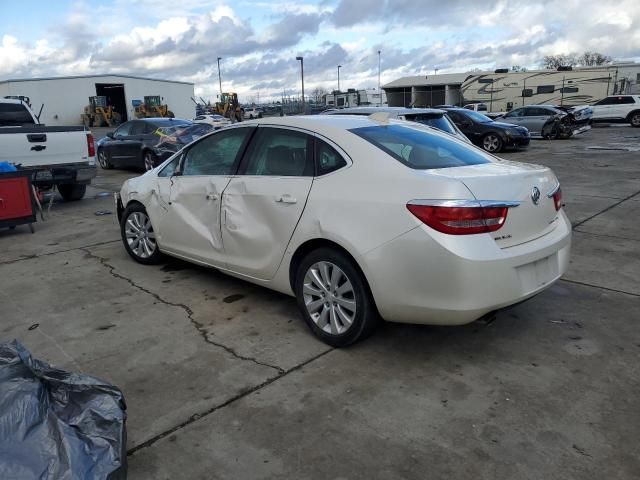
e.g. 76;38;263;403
58;184;86;201
121;204;162;265
629;112;640;127
98;150;113;169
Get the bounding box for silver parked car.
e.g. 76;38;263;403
495;105;591;138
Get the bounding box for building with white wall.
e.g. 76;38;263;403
324;88;387;108
0;74;194;125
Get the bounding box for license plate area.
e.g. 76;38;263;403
516;253;559;294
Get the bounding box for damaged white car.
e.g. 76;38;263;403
116;116;571;346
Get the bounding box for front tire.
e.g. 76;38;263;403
58;184;86;201
295;248;378;347
482;133;503;153
120;203;162;265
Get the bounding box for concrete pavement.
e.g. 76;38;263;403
1;126;639;479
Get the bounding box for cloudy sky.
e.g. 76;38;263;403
1;0;639;102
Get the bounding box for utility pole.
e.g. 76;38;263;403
217;57;223;99
560;76;565;106
377;50;381;106
296;56;305;114
337;65;342;92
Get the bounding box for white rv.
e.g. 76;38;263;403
461;63;640;112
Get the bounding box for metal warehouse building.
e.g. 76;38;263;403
0;74;194;126
382;73;468;107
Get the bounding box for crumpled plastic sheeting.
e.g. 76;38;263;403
0;340;127;479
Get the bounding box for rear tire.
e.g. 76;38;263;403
58;184;86;201
98;149;113;169
143;151;156;171
629;111;640;127
295;248;378;347
120;203;162;265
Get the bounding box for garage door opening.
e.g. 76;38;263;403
95;83;127;122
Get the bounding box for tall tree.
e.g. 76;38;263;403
542;54;577;69
578;51;612;66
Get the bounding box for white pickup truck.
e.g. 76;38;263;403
0;98;96;200
591;95;640;127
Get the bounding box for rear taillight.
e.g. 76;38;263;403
87;133;96;157
552;187;563;211
407;202;510;235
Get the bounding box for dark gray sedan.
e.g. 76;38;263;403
495;105;592;138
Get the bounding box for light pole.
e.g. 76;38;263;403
377;50;381;106
217;57;223;99
337;65;341;92
296;56;305;114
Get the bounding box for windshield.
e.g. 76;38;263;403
350;124;491;170
156;123;214;146
461;110;493;123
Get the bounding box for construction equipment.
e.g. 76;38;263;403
134;96;175;119
81;96;121;127
214;92;244;122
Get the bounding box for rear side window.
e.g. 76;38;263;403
0;103;34;126
182;127;251;176
616;96;635;104
130;122;147;135
351;124;491;170
241;128;313;176
315;139;347;175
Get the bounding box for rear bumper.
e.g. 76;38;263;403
26;163;97;186
360;210;571;325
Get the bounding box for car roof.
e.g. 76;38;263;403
138;118;191;124
243;114;424;137
327;106;445;116
1;98;27;105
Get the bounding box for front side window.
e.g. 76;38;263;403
130;121;147;136
316;139;347;175
351;124;491;170
459;110;492;123
114;122;133;137
158;156;180;177
182;127;252;176
505;108;524;118
240;128;313;176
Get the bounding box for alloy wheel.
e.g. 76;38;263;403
303;261;357;335
483;134;500;152
124;211;157;259
631;114;640;127
144;152;155;171
98;150;110;169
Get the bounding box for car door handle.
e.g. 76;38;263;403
206;194;219;201
276;195;297;204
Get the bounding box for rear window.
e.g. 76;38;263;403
403;114;456;135
0;103;35;126
350;124;491;170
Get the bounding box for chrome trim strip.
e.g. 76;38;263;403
547;183;561;198
407;199;521;208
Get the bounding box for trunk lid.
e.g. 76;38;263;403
432;160;560;248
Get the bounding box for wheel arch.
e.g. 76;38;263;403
626;109;640;122
288;238;378;313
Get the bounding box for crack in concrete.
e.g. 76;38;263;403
560;278;639;297
0;239;120;266
572;189;640;229
127;347;333;456
80;248;286;375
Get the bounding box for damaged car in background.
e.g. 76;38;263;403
494;105;593;139
115;115;571;347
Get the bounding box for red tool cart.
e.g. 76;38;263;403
0;171;37;233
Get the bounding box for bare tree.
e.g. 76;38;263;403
511;65;528;72
578;51;612;66
311;87;327;104
542;54;577;69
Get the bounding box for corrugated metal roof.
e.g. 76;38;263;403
383;73;478;88
0;74;193;85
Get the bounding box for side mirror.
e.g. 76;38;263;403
106;132;115;139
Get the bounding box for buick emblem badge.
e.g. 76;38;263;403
531;186;541;205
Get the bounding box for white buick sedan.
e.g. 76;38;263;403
116;115;571;346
